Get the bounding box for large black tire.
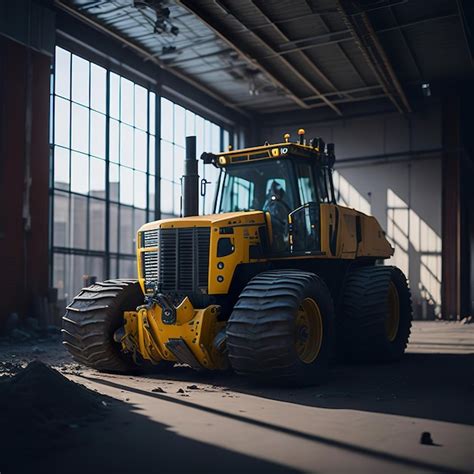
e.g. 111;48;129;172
62;279;144;373
226;270;335;386
339;265;412;362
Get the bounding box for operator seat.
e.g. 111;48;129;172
263;180;290;252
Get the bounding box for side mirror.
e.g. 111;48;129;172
200;178;211;197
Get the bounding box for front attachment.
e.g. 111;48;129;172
117;297;227;370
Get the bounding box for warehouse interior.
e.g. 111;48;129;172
0;0;473;472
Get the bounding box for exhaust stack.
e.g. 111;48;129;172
182;136;199;217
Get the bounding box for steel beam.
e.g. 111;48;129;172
54;0;249;117
250;1;343;98
335;0;410;114
211;0;342;114
178;0;310;110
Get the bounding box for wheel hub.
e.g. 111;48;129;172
295;297;323;364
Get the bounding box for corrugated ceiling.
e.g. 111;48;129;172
58;0;473;115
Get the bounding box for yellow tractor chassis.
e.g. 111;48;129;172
120;299;226;370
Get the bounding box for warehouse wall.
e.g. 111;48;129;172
260;102;443;319
0;35;52;330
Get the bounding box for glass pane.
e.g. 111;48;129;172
109;119;119;163
120;77;134;125
160;140;173;181
70;194;87;248
120;123;134;168
205;120;212;151
119;206;134;254
135;208;147;231
70;151;89;194
71;103;89;154
149;92;156;134
211;123;220;152
297;163;317;204
110;72;120;119
54;146;69;190
55;47;70;99
161;97;173;142
174;145;184;184
89;199;106;251
185;110;195;136
120;166;134;205
134;170;147;209
119;259;136;278
69;254;86;299
134;84;148;130
149;135;155;175
173;182;181;216
204;165;220;215
90;64;106;113
71;55;89;106
54;97;70;148
223;130;230;150
134;129;147;172
53;191;69;247
149;175;155;211
110;163;119;201
90;157;105;198
161;179;173;215
90;111;106;158
85;256;105;281
53;252;67;301
174;104;185;147
110;203;119;252
109;257;118;279
196;115;204;158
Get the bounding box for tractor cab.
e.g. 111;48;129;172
201;129;336;254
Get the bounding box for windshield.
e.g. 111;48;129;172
217;160;295;213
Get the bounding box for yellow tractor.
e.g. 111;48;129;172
63;129;412;385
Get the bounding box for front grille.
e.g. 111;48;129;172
142;227;210;294
142;251;158;282
142;229;158;248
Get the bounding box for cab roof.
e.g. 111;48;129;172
201;136;335;168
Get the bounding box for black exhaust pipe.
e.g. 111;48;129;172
182;136;199;217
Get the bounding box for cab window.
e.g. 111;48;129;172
296;163;318;204
218;160;294;213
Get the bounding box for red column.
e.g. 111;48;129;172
0;36;51;330
441;93;461;320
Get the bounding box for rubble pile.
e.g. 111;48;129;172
0;361;107;437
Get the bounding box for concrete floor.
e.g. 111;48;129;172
1;321;473;473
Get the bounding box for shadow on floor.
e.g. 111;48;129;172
1;395;296;474
80;372;464;474
130;352;474;426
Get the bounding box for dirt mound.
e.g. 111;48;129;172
0;360;107;436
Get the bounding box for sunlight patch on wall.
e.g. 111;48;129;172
333;171;371;215
387;189;441;316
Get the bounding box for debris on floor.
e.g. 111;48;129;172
0;360;109;438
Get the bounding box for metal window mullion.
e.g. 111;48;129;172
49;52;57;289
146;90;150;219
105;69;111;279
86;60;91;257
155;89;161;220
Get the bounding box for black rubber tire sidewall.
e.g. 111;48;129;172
289;275;335;385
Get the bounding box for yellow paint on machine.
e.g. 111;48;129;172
122;297;226;370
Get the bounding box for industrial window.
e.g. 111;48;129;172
50;46;156;305
51;46;234;306
160;97;224;217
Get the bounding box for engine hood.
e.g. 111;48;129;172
139;211;266;232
